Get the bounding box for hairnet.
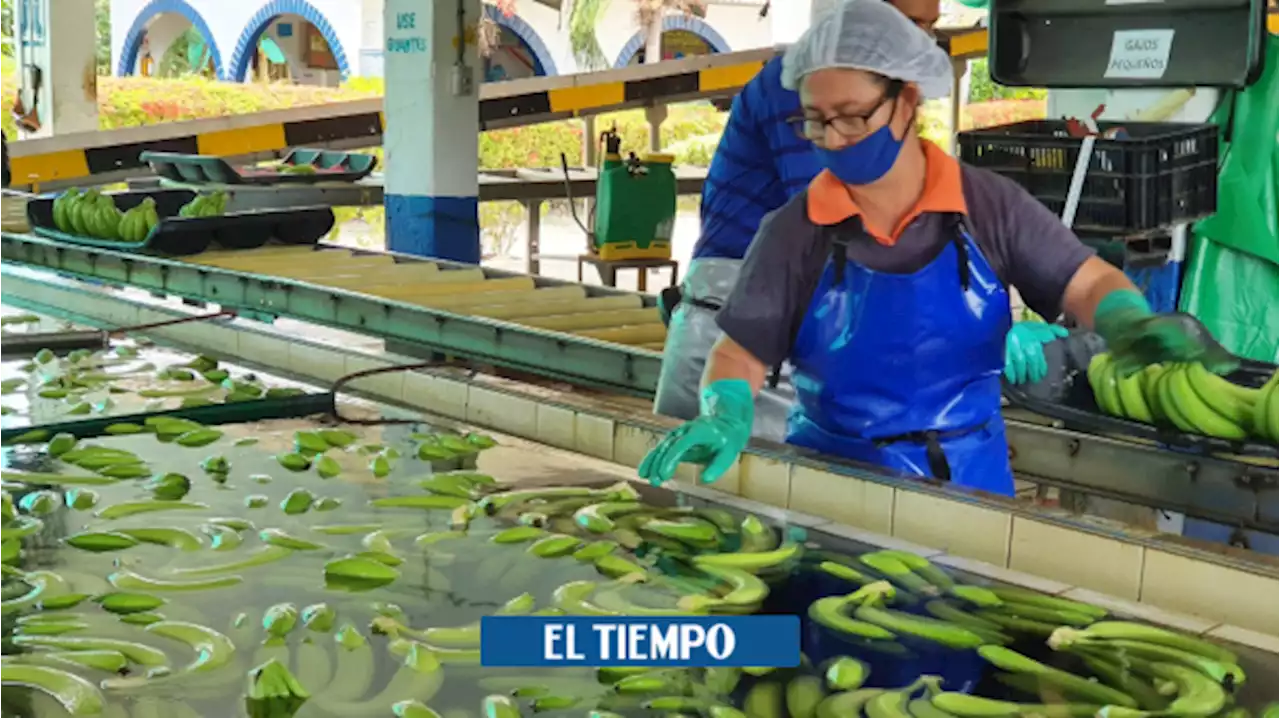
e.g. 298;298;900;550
781;0;953;99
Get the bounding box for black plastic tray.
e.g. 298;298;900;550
1;391;336;445
141;149;377;186
26;189;335;256
1003;331;1278;459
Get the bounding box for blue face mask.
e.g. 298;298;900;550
814;124;905;186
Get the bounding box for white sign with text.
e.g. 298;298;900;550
1104;29;1176;80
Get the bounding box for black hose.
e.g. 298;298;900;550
0;331;108;358
328;360;480;425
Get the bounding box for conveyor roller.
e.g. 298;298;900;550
185;246;668;348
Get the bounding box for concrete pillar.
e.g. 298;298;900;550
645;105;668;153
643;15;663;64
383;0;482;262
14;0;98;139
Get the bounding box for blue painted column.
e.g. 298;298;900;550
383;0;482;263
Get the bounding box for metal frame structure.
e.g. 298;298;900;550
7;47;775;188
124;164;712;275
6;26;996;190
0;234;664;395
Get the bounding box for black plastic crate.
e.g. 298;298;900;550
958;121;1219;235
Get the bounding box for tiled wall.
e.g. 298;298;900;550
5;271;1277;648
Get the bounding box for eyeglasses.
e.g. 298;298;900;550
787;83;903;143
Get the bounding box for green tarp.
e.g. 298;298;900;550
1179;34;1279;362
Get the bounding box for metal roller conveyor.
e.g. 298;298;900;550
1;231;1275;537
184;245;671;348
0;234;667;395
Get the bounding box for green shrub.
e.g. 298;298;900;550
967;58;1047;103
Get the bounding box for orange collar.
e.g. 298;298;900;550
806;141;968;246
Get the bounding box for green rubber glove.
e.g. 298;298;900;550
1004;321;1069;385
638;378;754;487
1094;289;1239;376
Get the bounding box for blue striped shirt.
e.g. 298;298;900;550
693;56;824;260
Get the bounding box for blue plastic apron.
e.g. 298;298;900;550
787;218;1016;495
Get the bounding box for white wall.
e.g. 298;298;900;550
111;0;369;80
112;0;274;78
143;13;191;69
510;0;572;75
260;14;341;86
593;3;641;68
704;4;771;54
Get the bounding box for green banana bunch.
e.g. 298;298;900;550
92;193;116;236
57;188;122;239
178;195;206;218
1160;363;1250;440
1049;622;1246;692
1086;356;1133;417
1089;353;1273;442
66;188;97;234
178;191;227;219
978;645;1137;707
864;675;943;718
1252;373;1279;442
117;197;161;243
51;188;83;232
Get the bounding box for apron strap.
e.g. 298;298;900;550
828;231;850;285
657;285;723;327
924;431;952;482
828;220;971;289
872;421;991;482
767;365;783;389
951;217;972;292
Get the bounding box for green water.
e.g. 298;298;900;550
1;347;315;432
1;418;706;718
3;343;1276;717
0;414;1274;716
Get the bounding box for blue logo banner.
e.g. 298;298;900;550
480;615;801;667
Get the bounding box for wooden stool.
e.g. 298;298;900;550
577;254;679;293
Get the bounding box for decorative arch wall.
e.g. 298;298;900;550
116;0;224;78
483;4;558;76
612;14;731;69
227;0;351;82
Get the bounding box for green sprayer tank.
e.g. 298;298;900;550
592;131;677;261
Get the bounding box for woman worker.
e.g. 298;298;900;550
639;0;1228;496
655;0;1061;442
655;0;945;443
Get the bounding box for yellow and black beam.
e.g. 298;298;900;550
21;17;1280;190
